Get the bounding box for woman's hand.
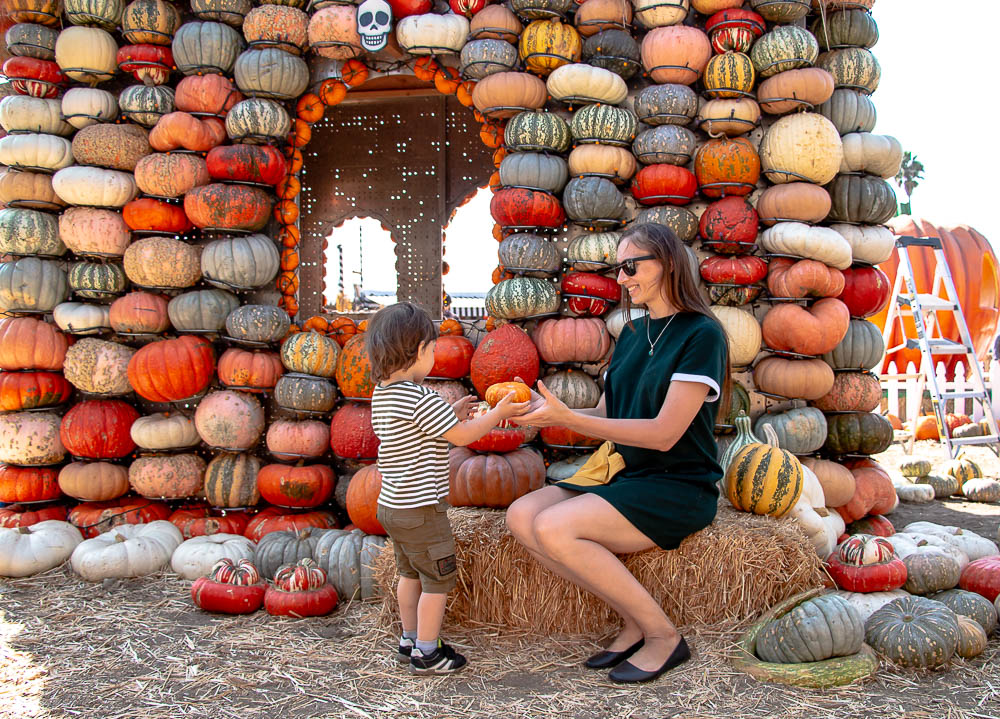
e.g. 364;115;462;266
450;394;476;421
510;380;571;427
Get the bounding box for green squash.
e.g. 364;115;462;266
822;412;893;455
273;374;337;413
314;528;386;600
821;318;884;370
632;82;698;127
0;207;66;257
865;595;959;668
498;233;560;277
816;88;876;135
756;593;864;664
811;9;879;51
570;103;637;147
225;304;290;344
898;457;931;478
484;277;559;320
928;589;998;635
562;176;625;226
567;232;619;271
915;473;960;499
817;48;881;94
750;25;819;78
504;111;571;153
68;261;127;299
754;406;827;455
254;527;329;581
582;29;640;80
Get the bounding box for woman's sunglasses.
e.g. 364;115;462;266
612;255;656;276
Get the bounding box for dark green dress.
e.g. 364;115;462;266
556;312;727;549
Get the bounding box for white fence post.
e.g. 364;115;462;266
880;359;1000;422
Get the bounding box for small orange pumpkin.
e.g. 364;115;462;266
485;381;531;406
296;93;324;123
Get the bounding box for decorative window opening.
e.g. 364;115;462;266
441;186;494;320
322;216;398;313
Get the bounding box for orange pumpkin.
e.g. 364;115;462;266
640;25;712;85
174;74;244;117
257;463;334;509
276;175;301;200
871;217;1000;378
328;316;357;347
912;415;939;440
319;79;347;106
342;59;368;87
694;135;760;198
184;184;273;231
447;447;545;508
0;371;72;411
217;348;284;392
0;464;61;503
0;317;69;371
767;257;845;299
439;318;463;336
761;297;851;356
296;93;324;123
109;291;170;335
345;465;385;535
290;118;311;148
265;419;330;461
274;199;299;224
335;334;375;399
123;198;194;233
148;112;227;153
886;413;903;430
485;381;531;406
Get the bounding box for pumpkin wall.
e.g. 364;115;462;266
0;0;900;560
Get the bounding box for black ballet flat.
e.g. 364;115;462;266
608;637;690;684
583;638;644;669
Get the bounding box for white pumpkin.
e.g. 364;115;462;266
894;532;969;570
789;499;829;557
710;305;761;367
547;64;628;105
0;96;74;136
130;413;201;450
55;26;119;84
605;307;648;339
53;301;111;334
170;533;256;580
893;479;935;504
759;222;853;270
70;520;183;581
0;521;84;577
759;112;843;185
903;522;999;562
839;132;903;179
789;465;842;557
396;12;470;55
632;0;689;30
829;223;894;266
52;166;138;208
831;589;910;623
0;133;74;171
61;87;120;129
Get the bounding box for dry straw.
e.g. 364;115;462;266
375;499;827;634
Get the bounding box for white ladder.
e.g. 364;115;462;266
881;235;1000;458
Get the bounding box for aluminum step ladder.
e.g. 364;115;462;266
881;235;1000;458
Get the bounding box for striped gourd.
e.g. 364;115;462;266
633;125;696;165
121;0;181;45
811;10;879;50
750;25;819;78
65;0;125;30
571;103;637;146
817;48;881;95
703;52;755;99
634;205;698;243
485;277;559;320
225;98;291;144
69;261;127;299
941;458;982;485
567;232;619;271
0;207;66;257
498;233;560;277
280;331;340;377
504;111;571;153
460;39;519;80
724;429;803;518
119;84;175;127
518;19;581;76
633;83;698;126
204;452;261;508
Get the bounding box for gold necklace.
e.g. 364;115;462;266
646;312;677;356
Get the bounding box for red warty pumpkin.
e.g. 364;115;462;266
205;145;288;186
631;164;697;206
470;323;540;398
0;465;61;503
0;504;68;528
127;335;216;402
169;503;250;538
490;188;565;229
430;335;475;379
184;184;273;231
68;497;171;538
699;196;759;254
245;506;339;542
329;402;380;461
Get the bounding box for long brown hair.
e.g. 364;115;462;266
618;223;732;419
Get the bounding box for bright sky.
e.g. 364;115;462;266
324;2;998;299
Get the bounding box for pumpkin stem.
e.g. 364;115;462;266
17;526;32;535
761;423;781;448
115;533;127;543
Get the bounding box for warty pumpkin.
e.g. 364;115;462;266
57;207;130;258
519;18;582;76
0;207;65;257
266;419;329;461
195;391;265;451
632;125;696;167
218;347;283;392
308;6;363;59
224;97;291;143
693;136;760;198
123;236;201;289
183;184;272;232
226;304;291;344
632;83;697;127
0;410;66;466
243;4;308;54
470;322;540;398
62;337;134;396
134;153;209;198
127;335;215;402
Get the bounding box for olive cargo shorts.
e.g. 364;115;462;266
376;501;458;593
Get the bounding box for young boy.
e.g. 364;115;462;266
366;303;529;675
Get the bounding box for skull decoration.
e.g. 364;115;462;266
357;0;392;53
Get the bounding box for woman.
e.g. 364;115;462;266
507;223;731;684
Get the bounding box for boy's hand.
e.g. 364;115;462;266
450;394;476;421
494;390;530;419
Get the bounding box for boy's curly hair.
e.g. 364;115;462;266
364;302;437;383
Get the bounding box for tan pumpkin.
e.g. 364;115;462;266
754;183;831;226
149;112;226;153
469;4;522;43
531;317;612;364
696;98;761;137
472;72;547;119
757;67;835;115
62;337;134;395
134;153;210;198
759;112;843;185
58;462;129;502
710;306;761;367
123;236;201;289
567;145;637;183
52;167;137;208
265;419;330;460
130;413;200;451
308;5;363;60
800;457;855;508
54;26;118;84
752;356;834;401
70;123;150;172
575;0;632;37
129;454;206;499
0;169;66;211
640;25;711;85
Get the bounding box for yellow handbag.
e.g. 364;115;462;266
559;441;625;487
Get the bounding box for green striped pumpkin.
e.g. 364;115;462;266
817;48;881;94
118;84;175;127
226;304;290;343
916;474;961;499
225;98;291;144
633;83;698;127
634;205;698;243
703;52;755;99
544;369;600;409
204;452;261;508
122;0;181;45
720;380;751;429
5;23;58;60
570;103;637;146
504;111;571;153
825;174;897;225
498;233;560;277
0;208;66;256
274;374;337;413
485;277;559;319
567;232;618;271
633;125;696;165
69;261;127;299
724;434;803;518
750;25;819;78
816;88;876;135
460;39;519;80
811;10;879;50
822;411;893;455
65;0;124;30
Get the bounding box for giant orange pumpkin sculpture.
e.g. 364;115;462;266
871;217;1000;378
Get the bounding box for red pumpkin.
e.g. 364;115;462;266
705;8;765;54
468;425;531;453
205;145;288;186
700;254;767;285
257;463;335;508
0;465;61;503
191;558;266;614
329;402;380;461
2;56;66;97
67;498;171;538
631;164;697;206
837;265;891;318
959;556;1000;603
116;44;173;85
540;425;602;447
169;504;250;538
335;334;375;399
0;504;67;528
0;371;72;411
345;465;385;535
430;335;475;379
123;198;194;233
60;400;139;459
945;413;972;432
490;188;565;229
264;559;339;616
470;323;540;398
184;184;273;231
127;335;215;403
389;0;432;19
561;272;621;316
846;514;895;537
826;551;907;593
244;506;339;542
699;196;759;254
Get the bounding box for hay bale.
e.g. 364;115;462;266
374;498;827;635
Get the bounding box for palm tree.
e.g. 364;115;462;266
894;151;925;215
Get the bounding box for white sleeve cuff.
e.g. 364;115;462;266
671;373;720;402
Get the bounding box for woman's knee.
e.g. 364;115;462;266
533;508;573;557
505;495;536;541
